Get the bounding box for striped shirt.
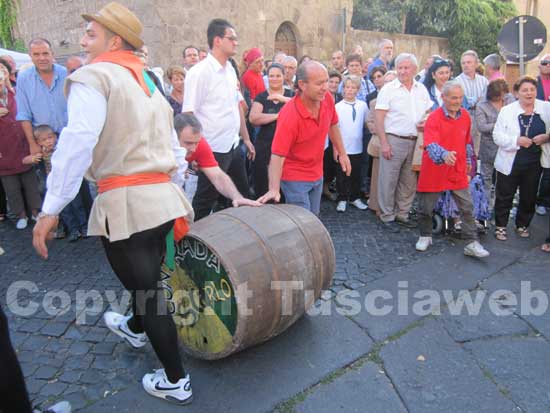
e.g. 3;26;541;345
456;73;488;110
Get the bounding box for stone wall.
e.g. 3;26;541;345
15;0;353;69
345;29;450;69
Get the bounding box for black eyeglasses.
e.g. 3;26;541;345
541;61;550;66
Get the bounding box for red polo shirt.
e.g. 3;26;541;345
271;92;338;181
186;137;218;168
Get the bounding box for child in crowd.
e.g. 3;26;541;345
23;125;88;242
334;75;369;212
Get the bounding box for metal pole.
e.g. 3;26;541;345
342;8;347;53
519;16;525;75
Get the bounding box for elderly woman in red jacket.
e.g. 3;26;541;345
415;80;489;258
0;70;42;230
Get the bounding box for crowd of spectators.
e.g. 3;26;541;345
2;25;550;254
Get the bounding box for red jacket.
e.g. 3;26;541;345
417;107;471;192
0;89;32;176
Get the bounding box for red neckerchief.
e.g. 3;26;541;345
92;50;151;96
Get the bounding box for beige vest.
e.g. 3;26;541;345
66;62;193;241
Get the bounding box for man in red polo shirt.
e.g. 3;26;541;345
258;61;351;215
175;113;261;208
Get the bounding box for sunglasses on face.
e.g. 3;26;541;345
541;61;550;66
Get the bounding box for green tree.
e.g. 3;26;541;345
0;0;23;50
352;0;516;63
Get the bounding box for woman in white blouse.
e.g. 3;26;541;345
492;76;550;241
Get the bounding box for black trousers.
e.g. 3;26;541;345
537;167;550;207
0;179;6;215
254;136;272;198
495;164;542;228
192;146;249;221
101;220;185;383
323;143;337;184
0;304;33;413
336;153;362;202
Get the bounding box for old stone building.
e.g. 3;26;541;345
15;0;448;70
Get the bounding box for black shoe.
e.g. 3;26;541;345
396;217;417;228
68;231;81;242
380;221;400;233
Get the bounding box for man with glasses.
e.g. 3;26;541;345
183;19;255;220
536;54;550;102
182;45;200;71
283;55;298;90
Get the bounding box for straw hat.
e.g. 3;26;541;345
82;2;144;50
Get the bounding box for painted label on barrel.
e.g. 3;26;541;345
161;236;237;355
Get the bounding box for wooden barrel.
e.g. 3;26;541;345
160;204;335;360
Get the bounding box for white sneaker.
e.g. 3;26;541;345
536;205;548;216
351;199;368;210
33;401;72;413
464;241;490;258
142;368;193;405
336;201;347;212
16;217;28;230
104;311;147;349
415;236;432;252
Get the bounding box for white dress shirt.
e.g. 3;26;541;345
375;78;433;136
182;53;241;153
336;99;368;155
42;83;187;215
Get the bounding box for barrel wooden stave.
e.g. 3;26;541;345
175;204;335;359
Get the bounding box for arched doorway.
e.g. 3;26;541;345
274;22;299;58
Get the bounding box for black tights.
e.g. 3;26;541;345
0;305;33;413
101;220;185;383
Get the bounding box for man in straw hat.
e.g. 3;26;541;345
32;2;195;405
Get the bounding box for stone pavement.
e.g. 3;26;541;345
1;201;549;412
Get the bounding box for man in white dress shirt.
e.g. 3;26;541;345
182;18;255;220
375;53;433;232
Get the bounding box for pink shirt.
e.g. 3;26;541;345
542;78;550;102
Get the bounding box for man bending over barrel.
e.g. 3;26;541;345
176;113;262;207
258;61;351;215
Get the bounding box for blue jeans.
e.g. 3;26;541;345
60;192;87;234
281;178;323;215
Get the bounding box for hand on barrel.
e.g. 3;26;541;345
257;189;281;204
232;197;262;207
32;216;58;259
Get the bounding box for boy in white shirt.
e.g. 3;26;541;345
335;75;369;212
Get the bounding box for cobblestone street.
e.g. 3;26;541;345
1;201;549;412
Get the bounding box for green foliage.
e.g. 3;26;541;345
0;0;20;50
352;0;517;63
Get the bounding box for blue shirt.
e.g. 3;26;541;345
15;63;68;134
337;77;375;103
367;57;387;77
